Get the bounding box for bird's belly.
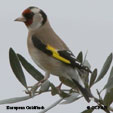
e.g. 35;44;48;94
29;48;64;76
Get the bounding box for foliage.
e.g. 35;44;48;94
0;48;113;113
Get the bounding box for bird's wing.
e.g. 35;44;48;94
32;36;91;73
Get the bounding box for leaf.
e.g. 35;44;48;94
17;54;44;81
39;80;50;92
108;66;113;79
50;84;70;98
59;77;77;89
103;66;113;91
104;88;113;107
76;51;83;63
39;98;63;113
60;93;80;104
79;70;89;88
9;48;27;88
0;96;33;105
89;69;97;87
83;59;91;69
81;109;94;113
50;83;59;96
78;60;91;88
59;91;70;98
82;59;91;84
95;53;112;83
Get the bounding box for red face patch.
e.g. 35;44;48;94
22;9;31;15
22;9;34;26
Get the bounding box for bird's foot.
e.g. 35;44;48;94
25;79;46;97
56;83;62;90
56;83;62;93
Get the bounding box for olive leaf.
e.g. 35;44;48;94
59;91;70;98
59;76;77;89
50;83;70;98
103;66;113;91
77;51;83;63
104;88;113;107
17;54;44;81
81;109;94;113
9;48;27;88
50;83;59;96
89;69;97;87
0;96;33;105
95;53;112;83
8;48;113;112
83;59;91;69
39;98;63;113
60;93;80;104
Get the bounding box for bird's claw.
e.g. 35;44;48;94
25;79;46;97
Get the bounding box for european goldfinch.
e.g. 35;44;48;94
15;6;92;102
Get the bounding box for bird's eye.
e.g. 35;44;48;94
23;12;34;19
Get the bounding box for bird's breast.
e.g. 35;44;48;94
27;36;65;75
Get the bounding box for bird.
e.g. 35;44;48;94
15;6;92;102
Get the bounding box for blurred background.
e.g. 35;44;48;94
0;0;113;113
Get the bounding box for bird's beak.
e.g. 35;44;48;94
14;16;26;22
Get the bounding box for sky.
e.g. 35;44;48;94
0;0;113;113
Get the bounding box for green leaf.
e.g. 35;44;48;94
104;88;113;107
0;96;33;105
61;93;80;104
50;83;59;96
9;48;27;88
89;69;97;87
83;59;91;69
95;53;112;83
59;76;77;89
103;66;113;91
59;91;70;98
77;51;83;63
108;66;113;79
81;109;94;113
50;83;70;98
17;54;44;81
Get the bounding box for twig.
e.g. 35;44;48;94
83;50;88;64
93;90;110;113
36;89;73;94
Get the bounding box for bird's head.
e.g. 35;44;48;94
15;6;47;31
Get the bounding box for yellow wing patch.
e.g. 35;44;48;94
46;45;71;64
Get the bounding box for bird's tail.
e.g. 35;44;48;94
72;79;93;102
